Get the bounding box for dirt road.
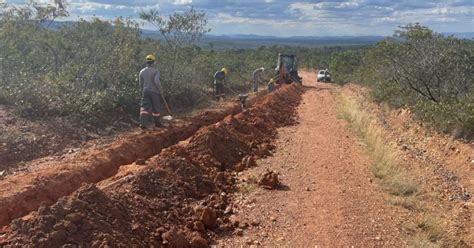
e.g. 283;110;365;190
218;72;408;246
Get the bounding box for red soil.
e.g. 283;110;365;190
2;84;303;246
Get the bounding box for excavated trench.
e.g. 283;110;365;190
0;91;269;228
1;84;303;247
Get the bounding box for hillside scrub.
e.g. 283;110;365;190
0;1;353;127
328;24;473;139
5;2;468;139
328;48;366;84
0;3;143;124
363;24;473;139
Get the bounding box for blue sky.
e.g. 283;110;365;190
5;0;474;36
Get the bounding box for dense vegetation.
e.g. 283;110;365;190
0;2;349;126
1;2;471;138
344;24;473;139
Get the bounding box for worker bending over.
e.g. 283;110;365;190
268;78;275;92
214;68;228;101
139;54;162;129
252;67;265;92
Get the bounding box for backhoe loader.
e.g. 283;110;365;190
274;54;302;84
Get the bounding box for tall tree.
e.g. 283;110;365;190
139;8;210;86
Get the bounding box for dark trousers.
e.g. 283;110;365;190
214;82;224;100
253;79;261;92
140;89;161;127
268;83;275;92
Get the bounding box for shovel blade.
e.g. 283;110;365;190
163;115;173;121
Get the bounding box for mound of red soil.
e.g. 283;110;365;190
0;99;244;228
3;84;303;247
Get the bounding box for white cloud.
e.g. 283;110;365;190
4;0;474;36
172;0;192;4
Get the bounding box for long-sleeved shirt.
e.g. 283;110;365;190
253;68;264;81
214;71;226;85
139;66;161;93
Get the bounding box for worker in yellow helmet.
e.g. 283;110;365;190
139;54;162;129
213;67;228;101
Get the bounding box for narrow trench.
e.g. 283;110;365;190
0;91;269;227
2;84;304;246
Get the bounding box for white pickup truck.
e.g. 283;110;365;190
317;70;331;83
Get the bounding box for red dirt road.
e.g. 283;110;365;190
218;72;408;246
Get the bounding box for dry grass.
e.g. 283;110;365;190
239;174;259;194
405;215;448;247
416;215;446;243
386;196;419;211
337;92;418;197
336;91;458;247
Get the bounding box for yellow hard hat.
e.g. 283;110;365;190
146;54;156;62
221;68;228;75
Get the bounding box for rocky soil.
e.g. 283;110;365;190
1;84;303;246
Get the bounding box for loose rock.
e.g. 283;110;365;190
136;158;146;165
200;207;217;229
190;234;209;248
161;228;189;247
259;170;279;189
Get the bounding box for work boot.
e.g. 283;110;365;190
139;114;149;130
154;118;162;128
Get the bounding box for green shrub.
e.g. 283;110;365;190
362;24;474;139
328;49;366;84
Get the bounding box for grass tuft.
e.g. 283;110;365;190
337;91;455;246
239;174;259;194
337;92;418;196
386;196;419;211
416;215;446;243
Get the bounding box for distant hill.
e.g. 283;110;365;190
143;31;474;49
442;32;474;39
141;30;385;49
45;21;473;49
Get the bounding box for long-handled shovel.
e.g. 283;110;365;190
159;84;173;121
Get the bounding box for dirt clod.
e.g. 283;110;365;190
200;207;217;229
234;228;244;236
258;170;280;189
162;228;189;247
190;234;209;248
193;221;205;233
135;158;146;165
251;220;260;226
64;213;81;223
235;163;246;172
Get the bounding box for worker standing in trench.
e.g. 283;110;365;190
139;54;162;129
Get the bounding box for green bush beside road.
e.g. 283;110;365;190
327;24;473;139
